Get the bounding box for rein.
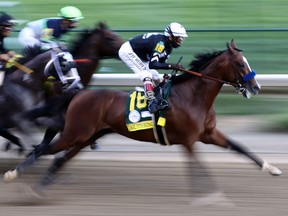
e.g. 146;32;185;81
178;68;256;91
179;68;240;88
74;59;92;63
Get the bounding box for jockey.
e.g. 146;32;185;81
0;12;17;86
18;6;84;91
118;22;188;113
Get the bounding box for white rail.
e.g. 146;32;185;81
89;74;288;87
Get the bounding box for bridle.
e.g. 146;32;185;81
178;50;256;93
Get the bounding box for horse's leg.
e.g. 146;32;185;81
4;128;87;183
8;127;60;178
182;143;233;206
28;127;59;156
38;144;85;188
200;128;282;176
0;128;25;154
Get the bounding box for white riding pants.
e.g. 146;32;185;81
18;27;40;47
118;41;161;82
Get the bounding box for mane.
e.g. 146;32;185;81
171;49;224;84
69;28;93;55
70;22;108;55
18;45;43;64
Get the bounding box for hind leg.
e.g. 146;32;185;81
200;127;282;176
38;143;86;188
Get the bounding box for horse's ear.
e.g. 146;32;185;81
227;39;237;53
230;39;237;49
97;21;108;29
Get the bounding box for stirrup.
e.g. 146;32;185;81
159;99;170;110
148;99;159;113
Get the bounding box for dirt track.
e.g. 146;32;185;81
1;116;288;216
0;159;288;216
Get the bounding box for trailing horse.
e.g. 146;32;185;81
0;22;123;153
4;40;281;195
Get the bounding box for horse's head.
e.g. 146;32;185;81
71;22;123;60
94;22;124;57
69;22;123;87
225;39;261;98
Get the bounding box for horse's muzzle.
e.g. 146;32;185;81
242;80;261;98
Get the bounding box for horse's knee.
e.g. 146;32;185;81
201;129;228;148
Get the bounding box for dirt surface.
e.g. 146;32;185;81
0;159;287;216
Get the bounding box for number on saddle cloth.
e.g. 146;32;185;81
125;80;172;132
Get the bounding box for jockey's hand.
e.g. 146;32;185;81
7;50;16;58
0;54;11;62
170;63;184;71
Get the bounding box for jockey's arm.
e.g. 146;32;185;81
149;53;183;71
148;52;171;70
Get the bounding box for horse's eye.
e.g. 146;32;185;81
238;62;245;68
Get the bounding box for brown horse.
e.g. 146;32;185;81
4;40;281;190
0;22;123;153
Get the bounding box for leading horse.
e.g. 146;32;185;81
0;22;123;153
4;40;281;193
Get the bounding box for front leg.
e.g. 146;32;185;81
200;128;282;176
182;142;234;206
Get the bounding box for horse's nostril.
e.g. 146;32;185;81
253;86;260;94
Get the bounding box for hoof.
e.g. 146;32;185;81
3;170;18;183
262;161;282;176
90;143;98;150
23;184;45;200
190;191;236;207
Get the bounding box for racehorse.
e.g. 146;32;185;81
0;22;123;154
4;40;282;192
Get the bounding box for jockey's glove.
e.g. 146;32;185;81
169;63;184;71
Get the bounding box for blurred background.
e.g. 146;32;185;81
1;1;288;214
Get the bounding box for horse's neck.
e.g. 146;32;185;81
25;51;51;71
174;61;223;112
172;68;224;112
192;58;228;108
73;45;100;87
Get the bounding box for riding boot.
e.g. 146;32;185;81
148;99;160;113
148;99;170;113
143;77;155;100
144;78;158;113
144;78;170;113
